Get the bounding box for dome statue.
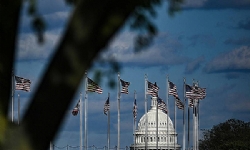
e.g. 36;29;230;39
130;97;181;150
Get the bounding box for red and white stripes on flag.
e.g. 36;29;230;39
104;97;110;115
198;87;206;99
15;76;31;92
192;85;206;99
168;80;184;110
168;81;178;97
133;99;137;120
120;79;130;94
185;84;195;99
175;97;184;110
87;77;103;94
157;97;167;114
186;84;206;108
72;100;80;116
147;81;159;97
186;84;206;100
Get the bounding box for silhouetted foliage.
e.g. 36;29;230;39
0;0;182;149
199;119;250;150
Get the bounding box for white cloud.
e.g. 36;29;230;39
185;56;205;74
102;32;187;66
17;29;62;60
204;46;250;73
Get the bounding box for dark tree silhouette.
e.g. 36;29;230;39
0;0;182;149
199;119;250;150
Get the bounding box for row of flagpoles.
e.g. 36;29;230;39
70;72;131;150
11;73;206;150
70;73;206;150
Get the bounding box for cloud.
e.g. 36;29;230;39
17;2;71;60
182;0;250;10
19;1;71;33
17;30;62;60
184;56;205;74
203;46;250;73
101;32;188;67
198;83;245;128
224;37;250;45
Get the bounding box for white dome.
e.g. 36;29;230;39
131;97;181;150
138;104;175;133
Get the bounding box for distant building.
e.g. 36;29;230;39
130;97;181;150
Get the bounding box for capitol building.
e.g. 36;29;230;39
130;97;181;150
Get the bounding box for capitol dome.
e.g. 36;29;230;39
130;97;181;150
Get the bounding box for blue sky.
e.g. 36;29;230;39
13;0;250;149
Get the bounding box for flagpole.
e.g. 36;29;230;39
166;75;169;150
192;80;194;150
186;84;192;150
193;84;195;150
192;102;195;150
197;100;199;150
196;81;200;150
194;100;198;150
156;97;159;150
144;74;148;150
107;93;110;150
84;73;88;150
80;92;83;150
134;90;136;150
185;83;190;150
117;73;121;150
12;72;15;122
183;78;186;150
193;80;199;150
18;93;20;125
169;77;177;150
194;81;199;150
187;104;190;150
174;95;176;150
194;103;197;150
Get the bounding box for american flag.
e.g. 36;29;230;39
186;84;206;100
87;77;103;94
157;97;167;114
185;84;194;99
104;97;110;115
175;97;184;110
192;85;203;99
168;81;178;97
198;87;206;99
147;81;159;97
15;76;31;92
133;98;137;120
120;79;130;94
186;83;207;102
72;100;80;116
